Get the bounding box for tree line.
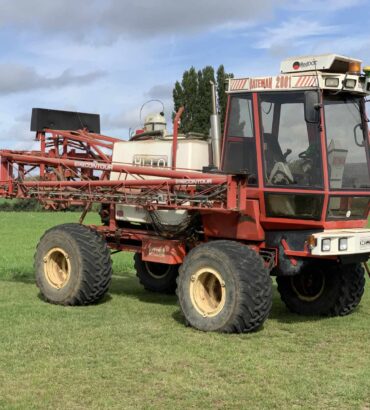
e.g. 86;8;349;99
172;65;233;135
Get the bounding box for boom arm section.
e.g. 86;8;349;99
0;128;231;211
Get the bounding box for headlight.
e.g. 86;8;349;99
339;238;348;251
325;77;339;87
322;238;331;252
343;78;356;88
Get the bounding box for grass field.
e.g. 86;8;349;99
0;212;370;409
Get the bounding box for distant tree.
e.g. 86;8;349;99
217;65;234;133
196;66;215;134
172;67;198;134
173;65;233;134
172;81;184;115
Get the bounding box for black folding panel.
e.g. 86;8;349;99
30;108;100;133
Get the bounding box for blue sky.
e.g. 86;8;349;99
0;0;368;149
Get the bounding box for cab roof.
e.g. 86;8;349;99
280;54;362;74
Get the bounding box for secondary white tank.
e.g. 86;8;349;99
144;113;167;132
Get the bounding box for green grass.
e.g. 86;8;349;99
0;212;370;409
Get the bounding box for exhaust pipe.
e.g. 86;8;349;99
210;81;222;169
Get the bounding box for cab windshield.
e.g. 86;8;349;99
259;92;323;188
324;94;370;190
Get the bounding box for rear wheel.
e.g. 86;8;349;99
35;223;112;305
134;253;178;294
177;241;272;333
276;262;365;316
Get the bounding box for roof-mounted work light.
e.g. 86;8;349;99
325;77;339;87
343;78;357;88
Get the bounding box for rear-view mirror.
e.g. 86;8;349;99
304;91;320;124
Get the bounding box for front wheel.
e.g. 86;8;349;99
177;241;272;333
276;262;365;316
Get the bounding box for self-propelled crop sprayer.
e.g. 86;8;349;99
1;54;370;333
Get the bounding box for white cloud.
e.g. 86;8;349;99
0;119;33;149
0;0;285;41
256;18;340;50
287;0;364;11
145;84;173;100
0;64;105;95
309;36;370;68
103;108;142;132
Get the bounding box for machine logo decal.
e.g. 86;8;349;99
360;237;370;249
231;75;317;92
74;160;113;171
292;59;318;70
175;178;213;185
133;155;168;168
249;77;273;89
148;245;166;257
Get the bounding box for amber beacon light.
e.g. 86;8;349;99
348;61;361;74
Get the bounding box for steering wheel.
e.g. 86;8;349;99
298;149;310;159
298;144;318;160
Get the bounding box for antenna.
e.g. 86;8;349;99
139;100;165;124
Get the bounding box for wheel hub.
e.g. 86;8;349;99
190;268;226;317
144;261;171;279
291;270;326;302
43;247;71;289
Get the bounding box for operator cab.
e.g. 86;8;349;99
222;54;370;228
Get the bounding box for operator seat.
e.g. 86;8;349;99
263;133;285;176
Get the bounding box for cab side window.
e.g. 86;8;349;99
223;94;258;185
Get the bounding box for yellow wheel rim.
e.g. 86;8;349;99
189;268;226;317
145;262;171;279
291;273;325;302
43;247;71;289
